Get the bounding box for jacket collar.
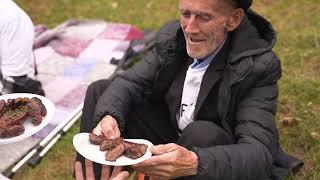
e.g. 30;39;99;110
228;9;276;64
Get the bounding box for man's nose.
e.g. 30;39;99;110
185;16;200;34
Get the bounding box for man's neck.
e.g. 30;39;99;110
192;34;228;69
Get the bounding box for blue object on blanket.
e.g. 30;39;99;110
64;58;98;78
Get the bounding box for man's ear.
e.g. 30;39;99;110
226;8;245;32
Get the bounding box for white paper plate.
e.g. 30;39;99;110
73;133;153;166
0;93;55;145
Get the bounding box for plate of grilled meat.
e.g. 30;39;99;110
0;93;55;145
73;133;153;166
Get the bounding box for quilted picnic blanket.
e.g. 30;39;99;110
0;19;145;173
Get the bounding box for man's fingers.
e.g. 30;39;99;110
133;152;173;168
102;127;115;138
151;143;178;155
113;171;129;180
114;128;121;138
101;165;111;180
110;166;123;178
85;159;95;180
74;161;84;180
92;123;103;136
135;166;170;179
101;117;120;138
134;144;180;168
92;115;121;138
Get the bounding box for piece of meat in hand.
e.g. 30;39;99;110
100;137;123;151
123;141;148;159
89;133;107;145
105;143;125;161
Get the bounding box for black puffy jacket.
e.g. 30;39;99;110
94;10;302;180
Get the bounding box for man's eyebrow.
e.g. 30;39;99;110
180;8;189;12
180;8;211;16
196;11;211;17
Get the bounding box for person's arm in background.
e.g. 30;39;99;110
93;47;162;135
92;21;184;139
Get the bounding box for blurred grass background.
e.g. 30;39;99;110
12;0;320;179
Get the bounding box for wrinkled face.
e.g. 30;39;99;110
179;0;232;59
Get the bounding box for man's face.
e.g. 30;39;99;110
179;0;231;59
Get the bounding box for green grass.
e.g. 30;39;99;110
12;0;320;179
15;0;178;30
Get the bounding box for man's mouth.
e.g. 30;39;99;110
188;36;205;44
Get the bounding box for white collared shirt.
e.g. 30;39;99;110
177;35;227;130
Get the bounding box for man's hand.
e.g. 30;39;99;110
132;143;198;179
75;159;129;180
92;115;120;138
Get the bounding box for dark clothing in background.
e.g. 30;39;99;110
0;75;45;96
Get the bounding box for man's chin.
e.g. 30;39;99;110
187;52;206;59
186;47;209;59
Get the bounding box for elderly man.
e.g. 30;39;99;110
76;0;303;179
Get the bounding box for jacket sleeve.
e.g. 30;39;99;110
193;57;281;180
93;48;161;131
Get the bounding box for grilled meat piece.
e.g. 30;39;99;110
7;125;25;137
0;100;6;116
0;105;28;128
0;125;25;138
33;97;47;116
6;99;15;108
0;128;5;137
105;144;125;161
0;98;29;137
27;97;47;125
0;97;47;138
123;141;148;159
87;134;149;161
89;133;107;145
0;98;30;113
14;97;31;106
5;98;30;109
100;137;123;151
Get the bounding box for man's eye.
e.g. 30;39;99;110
181;11;191;18
198;14;211;22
